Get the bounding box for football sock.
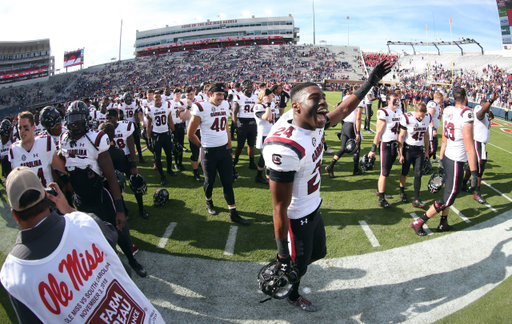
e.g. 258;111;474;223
289;282;301;301
400;186;405;194
379;192;385;200
421;213;429;223
440;216;447;222
328;159;337;169
257;170;262;177
414;177;421;200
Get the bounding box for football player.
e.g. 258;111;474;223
118;92;146;163
184;86;203;182
187;82;249;225
90;97;109;128
325;85;364;177
169;88;188;172
253;89;279;184
195;83;210;102
410;87;479;236
427;92;443;162
58;101;146;276
232;80;258;169
39;106;64;148
162;84;174;102
0;119;13;181
9;111;67;188
368;92;402;208
262;61;391;311
146;91;176;186
397;102;430;208
33;112;43;135
228;82;242;141
364;86;376;131
105;109;149;219
461;92;497;204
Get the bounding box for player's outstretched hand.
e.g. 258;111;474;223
368;60;393;86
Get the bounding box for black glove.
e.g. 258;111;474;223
276;254;292;275
368;60;393;86
438;159;444;172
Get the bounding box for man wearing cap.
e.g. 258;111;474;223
187;82;249;225
0;167;164;323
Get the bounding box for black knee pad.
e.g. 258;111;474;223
434;200;446;213
190;155;198;162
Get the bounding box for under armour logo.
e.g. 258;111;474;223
280;264;287;271
301;219;308;226
33;153;38;158
439;224;444;230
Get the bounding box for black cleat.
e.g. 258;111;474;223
206;200;217;215
325;166;335;178
129;259;147;277
412;199;426;208
160;176;166;186
399;192;410;203
378;199;392;208
410;220;427;236
194;172;203;182
140;210;149;219
167;170;177;177
437;221;454;232
230;211;249;226
353;169;364;175
473;192;487;204
255;175;269;185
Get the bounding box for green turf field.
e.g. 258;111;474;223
0;91;511;323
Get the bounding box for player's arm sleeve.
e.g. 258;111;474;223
263;145;299;183
399;115;407;130
8;294;44;324
97;132;110;154
190;103;202;117
462;108;475;124
377;109;387;121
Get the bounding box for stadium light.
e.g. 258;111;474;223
347;16;350;46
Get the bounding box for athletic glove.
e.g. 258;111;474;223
276;254;292;275
368;60;393;86
438;159;444;172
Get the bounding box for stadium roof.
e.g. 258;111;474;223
0;39;50;55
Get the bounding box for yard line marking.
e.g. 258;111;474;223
223;225;238;256
157;222;177;249
358;220;380;247
410;213;433;235
490;128;512;140
482;181;512;203
484;202;498;213
449;206;471;223
487;142;512;154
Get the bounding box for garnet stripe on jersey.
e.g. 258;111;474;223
263;137;306;160
46;135;51;152
379;108;389;116
94;131;106;147
195;102;204;112
460;107;471;117
127;122;132;131
404;113;410;125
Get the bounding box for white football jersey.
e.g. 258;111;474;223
262;117;324;219
342;94;364;124
90;110;107;125
170;100;186;124
234;94;258;119
473;105;491;144
118;102;139;123
146;102;172;134
195;92;209;102
377;107;401;142
162;93;174;102
113;121;134;155
190;100;230;148
34;123;43;136
60;129;110;176
365;89;375;104
0;139;12;162
254;102;279;149
9;135;55;187
443;106;474;162
427;100;442;130
140;99;153;126
400;112;431;146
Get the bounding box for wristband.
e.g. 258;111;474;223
186;106;191;110
371;144;377;152
130;161;137;169
266;102;271;107
114;199;124;214
354;81;372;101
276;238;289;257
488;99;494;106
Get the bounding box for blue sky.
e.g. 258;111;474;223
1;0;503;71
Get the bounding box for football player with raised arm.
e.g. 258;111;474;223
262;61;391;311
368;92;402;208
232;80;258;170
187;82;249;225
410;87;479;236
397;102;430;208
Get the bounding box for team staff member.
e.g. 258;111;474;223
263;61;391;311
410;87;479;236
187;82;249;225
0;167;164;323
118;92;146;163
146;91;176;186
397;102;430;207
368;92;402;208
325;85;364;177
427;92;443;162
253;89;279;184
233;80;258;170
461;92;497;204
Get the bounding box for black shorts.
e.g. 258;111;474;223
289;206;327;277
237;118;257;148
401;145;424;178
435;157;465;210
379;141;397;177
474;141;487;177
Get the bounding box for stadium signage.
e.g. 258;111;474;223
182;20;238;29
141;36;285;51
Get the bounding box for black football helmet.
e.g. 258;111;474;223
129;174;147;195
257;260;299;302
123;92;133;105
428;170;445;194
153;188;169;207
0;119;12;137
172;141;184;156
422;158;433;175
40;106;62;131
66;101;89;138
345;138;358;155
359;153;375;172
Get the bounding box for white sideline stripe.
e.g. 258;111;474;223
491;128;512;140
410;213;433;235
482;181;512;203
157;222;177;249
484;202;498;213
488;142;512;154
450;206;471;223
358;220;380;247
223;226;238;256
